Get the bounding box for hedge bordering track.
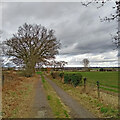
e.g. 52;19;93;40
64;73;82;87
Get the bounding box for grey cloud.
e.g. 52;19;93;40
68;57;117;66
2;2;118;66
90;60;117;63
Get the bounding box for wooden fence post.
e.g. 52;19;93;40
2;74;4;86
83;77;87;91
96;81;100;99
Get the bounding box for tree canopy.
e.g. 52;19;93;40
82;58;89;68
5;23;61;76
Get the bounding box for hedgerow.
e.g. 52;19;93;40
59;72;64;79
50;72;82;87
64;73;82;87
51;72;59;79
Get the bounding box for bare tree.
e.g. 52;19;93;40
49;60;67;71
0;31;9;67
82;58;90;68
59;61;68;71
0;30;2;67
36;60;49;71
59;61;68;68
50;60;57;70
4;23;61;76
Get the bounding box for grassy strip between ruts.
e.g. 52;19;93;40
37;72;71;118
46;74;119;118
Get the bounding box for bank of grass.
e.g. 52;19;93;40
12;79;35;118
2;71;35;118
47;74;119;118
37;72;70;118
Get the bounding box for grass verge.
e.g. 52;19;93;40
2;71;35;118
38;72;70;118
47;74;119;118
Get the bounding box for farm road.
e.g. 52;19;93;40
31;77;53;118
44;75;95;118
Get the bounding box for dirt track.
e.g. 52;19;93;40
44;75;95;118
31;77;53;118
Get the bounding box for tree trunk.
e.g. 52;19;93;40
24;61;36;77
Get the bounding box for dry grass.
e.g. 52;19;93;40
2;71;36;118
47;74;119;118
76;85;118;109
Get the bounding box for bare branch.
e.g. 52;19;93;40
5;23;61;76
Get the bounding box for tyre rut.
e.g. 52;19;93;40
32;77;53;118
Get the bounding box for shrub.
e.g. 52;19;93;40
41;68;47;71
47;95;51;100
64;73;82;87
71;74;82;87
51;72;55;79
99;68;105;71
59;72;64;79
51;72;59;79
8;68;14;71
64;74;71;84
100;107;109;113
20;70;33;77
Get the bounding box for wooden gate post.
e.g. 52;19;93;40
83;77;87;91
2;74;4;86
96;81;100;99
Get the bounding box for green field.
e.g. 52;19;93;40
65;71;118;91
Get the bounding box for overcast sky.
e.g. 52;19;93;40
0;1;119;67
